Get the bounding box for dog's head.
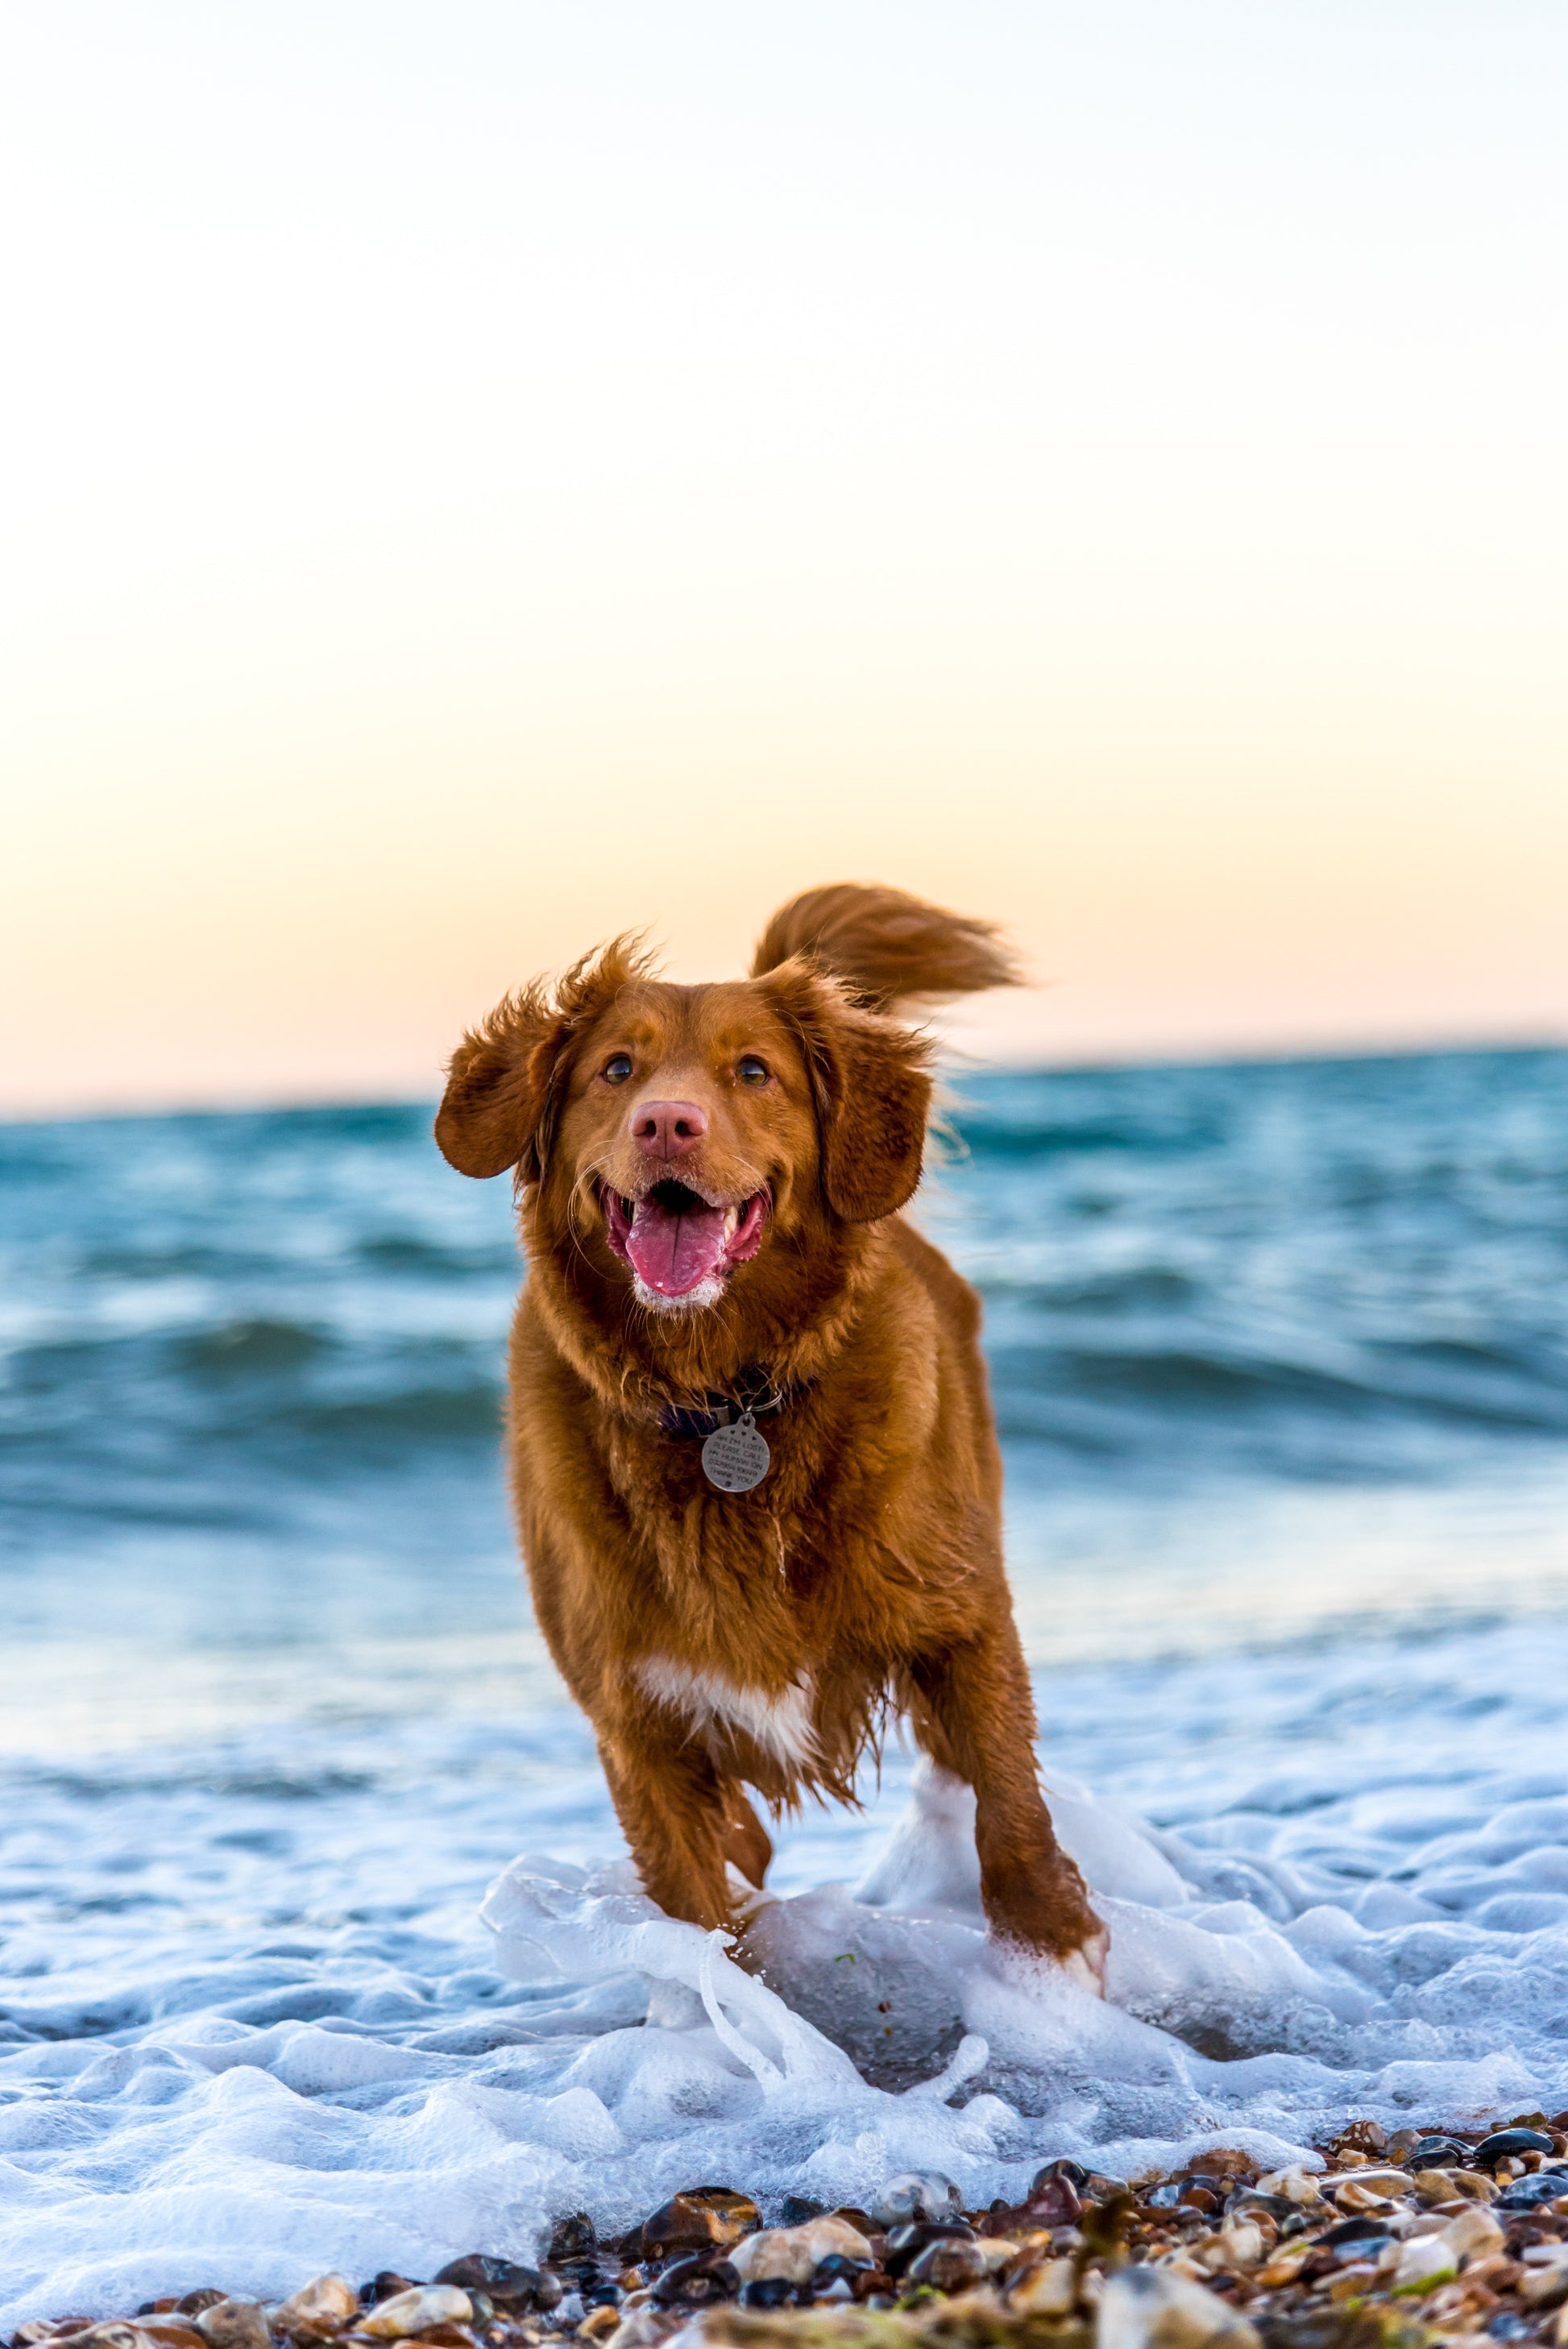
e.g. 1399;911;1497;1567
434;938;934;1316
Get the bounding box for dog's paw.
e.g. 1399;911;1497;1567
1060;1923;1110;1997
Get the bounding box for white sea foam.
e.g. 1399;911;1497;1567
4;1616;1568;2327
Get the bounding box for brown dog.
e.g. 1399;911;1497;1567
435;884;1105;1983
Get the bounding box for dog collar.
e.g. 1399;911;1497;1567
657;1364;787;1442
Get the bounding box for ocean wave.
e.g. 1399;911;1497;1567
1;1050;1564;1538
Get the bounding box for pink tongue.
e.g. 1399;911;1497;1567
627;1195;728;1297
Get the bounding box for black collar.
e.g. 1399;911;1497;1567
657;1363;789;1441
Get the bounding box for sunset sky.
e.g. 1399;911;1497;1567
3;1;1566;1114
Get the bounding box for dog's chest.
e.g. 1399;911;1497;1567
633;1656;819;1772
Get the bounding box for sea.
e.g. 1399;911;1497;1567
3;1047;1568;2322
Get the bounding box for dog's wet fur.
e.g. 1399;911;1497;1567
436;883;1106;1980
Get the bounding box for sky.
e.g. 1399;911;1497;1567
2;1;1566;1114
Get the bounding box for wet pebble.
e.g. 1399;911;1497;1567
881;2221;975;2280
728;2215;873;2287
904;2238;989;2292
191;2306;268;2349
545;2216;597;2266
431;2262;554;2312
869;2173;963;2227
1500;2173;1568;2212
356;2289;471;2341
1405;2136;1474;2171
1478;2134;1558;2171
639;2190;758;2261
644;2259;733;2310
272;2279;358;2342
1100;2263;1262;2349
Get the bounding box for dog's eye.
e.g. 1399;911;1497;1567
737;1056;769;1085
603;1054;633;1085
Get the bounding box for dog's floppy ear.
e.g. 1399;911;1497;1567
763;960;934;1222
435;936;649;1183
434;985;566;1181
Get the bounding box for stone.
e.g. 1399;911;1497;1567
433;2259;556;2309
1254;2168;1327;2208
365;2281;417;2308
193;2305;270;2349
1415;2167;1499;2204
606;2313;687;2349
1445;2204;1508;2260
1210;2222;1266;2272
548;2214;599;2264
904;2239;989;2291
640;2190;759;2259
1500;2171;1568;2211
1476;2131;1556;2169
1098;2264;1262;2349
1254;2315;1387;2349
882;2222;977;2280
1023;2173;1084;2228
1330;2171;1412;2206
1520;2251;1568;2306
739;2281;796;2310
809;2256;866;2300
1392;2235;1460;2294
728;2215;874;2286
576;2313;621;2344
272;2278;359;2341
357;2289;473;2340
1333;2123;1388;2158
803;2221;875;2268
650;2258;740;2310
1254;2246;1316;2290
177;2301;228;2322
869;2173;963;2227
1007;2256;1076;2315
57;2333;160;2349
1404;2137;1473;2170
1184;2153;1256;2183
728;2231;818;2289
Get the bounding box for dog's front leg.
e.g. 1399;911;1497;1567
909;1635;1107;1986
597;1716;757;1933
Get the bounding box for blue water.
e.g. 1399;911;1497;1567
4;1048;1566;1687
3;1048;1568;2319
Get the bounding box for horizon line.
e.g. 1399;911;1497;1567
4;1028;1565;1131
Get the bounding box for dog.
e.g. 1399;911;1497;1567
435;882;1105;1984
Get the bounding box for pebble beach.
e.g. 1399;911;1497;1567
23;2122;1568;2349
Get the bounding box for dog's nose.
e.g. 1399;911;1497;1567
631;1099;708;1160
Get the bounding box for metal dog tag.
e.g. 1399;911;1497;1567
701;1408;770;1492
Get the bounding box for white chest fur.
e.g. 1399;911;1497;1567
635;1657;819;1772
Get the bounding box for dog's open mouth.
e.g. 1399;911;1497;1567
602;1179;769;1300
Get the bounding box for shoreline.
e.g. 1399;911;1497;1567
16;2115;1568;2349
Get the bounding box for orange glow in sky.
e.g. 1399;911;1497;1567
2;2;1565;1114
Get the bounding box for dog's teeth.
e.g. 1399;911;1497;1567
724;1206;739;1237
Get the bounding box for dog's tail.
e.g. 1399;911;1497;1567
751;882;1021;1014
